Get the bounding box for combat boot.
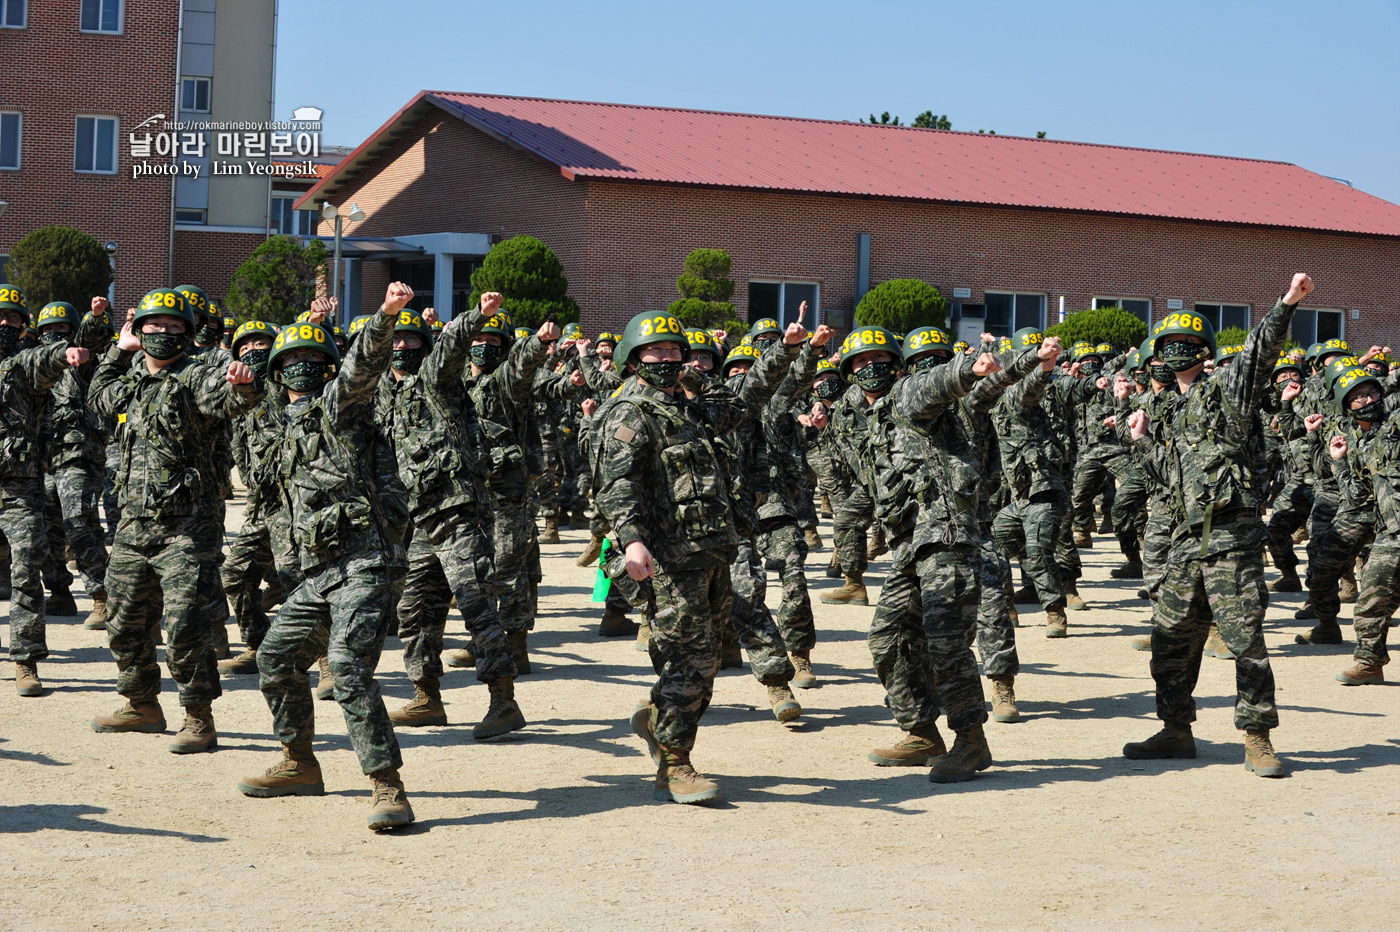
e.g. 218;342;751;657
1270;570;1302;592
260;586;284;613
1123;723;1196;759
1012;581;1039;604
1111;557;1143;579
237;743;324;797
1099;515;1115;535
599;606;639;637
988;674;1020;723
1204;625;1234;659
1045;606;1068;638
541;517;561;544
719;638;743;670
635;615;651;652
575;535;604;567
91;699;166;733
867;529;888;559
445;646;477;668
1008;602;1020;627
83;591;108;629
790;650;817;688
390;680;447;727
1294;620;1343;645
630;701;662;766
570;508;590;529
1339;570;1358;604
1065;588;1088;611
14;661;41;697
0;567;10;601
824;551;842;579
804;526;823;550
211;619;230;659
1243;729;1285;778
1292;526;1309;544
509;629;531;676
1336;660;1384;686
45;584;78;617
1131;634;1153;652
474;678;526;740
217;648;259;675
654;749;722;804
1294;601;1317;620
820;493;833;518
820;575;868;606
928;724;993;783
314;655;336;700
1073;528;1094;548
367;768;415;831
169;703;217;754
767;684;802;722
869;725;947;766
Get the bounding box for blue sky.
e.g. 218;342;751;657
275;0;1400;204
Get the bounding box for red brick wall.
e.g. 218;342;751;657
0;1;179;310
172;231;267;305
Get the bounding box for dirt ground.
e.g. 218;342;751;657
2;500;1397;931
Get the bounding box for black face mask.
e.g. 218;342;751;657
1274;378;1299;394
1080;359;1103;375
853;360;897;394
638;360;683;388
1149;363;1175;384
752;337;778;351
913;354;947;373
280;360;328;392
469;342;502;369
1132;371;1150;388
1354;400;1387;423
1367;365;1388;380
195;325;221;345
1160;340;1209;372
0;324;22;353
141;332;187;360
815;378;845;401
392;346;426;373
40;331;70;346
240;348;271;376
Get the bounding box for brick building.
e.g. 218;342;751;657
298;91;1400;348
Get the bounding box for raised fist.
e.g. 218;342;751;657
570;368;585;387
66;347;91;367
539;321;562;343
1283;273;1314;305
1128;409;1149;440
1329;435;1348;460
1304;413;1325;433
808;324;835;348
581;398;600;417
422;307;439;326
1281;380;1302;402
90;296;110;318
972;352;1002;377
383;282;414;315
479;292;503;316
226;360;254;385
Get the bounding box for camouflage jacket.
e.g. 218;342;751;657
1115;384;1180;506
467;333;548;497
830;382;874;494
0;341;77;481
714;341;801;536
231;387;287;521
758;342;822;522
993;353;1071;504
1333;411;1400;532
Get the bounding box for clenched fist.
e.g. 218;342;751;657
382;282;414;315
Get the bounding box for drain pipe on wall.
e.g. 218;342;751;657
167;1;185;285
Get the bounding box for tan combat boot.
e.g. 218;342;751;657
445;646;477;668
1073;528;1094;548
1045;606;1068;638
868;529;889;559
928;724;993;783
237;742;325;797
789;650;817;688
1270;570;1302;592
474;678;526;740
1243;729;1285;777
1065;588;1088;611
575;535;604;567
1336;660;1384;686
820;493;833;518
211;619;230;659
869;724;947;766
91;699;166;733
767;684;802;723
83;592;108;630
1294;620;1343;645
599;606;639;638
630;701;662;766
654;749;722;804
1131;634;1153;652
14;661;41;697
988;674;1020;723
820;575;868;606
315;655;336;700
804;526;823;550
1291;526;1308;544
389;680;447;726
1008;600;1020;628
45;584;78;617
719;637;743;670
367;768;415;831
541;517;561;544
1123;723;1196;759
169;703;218;753
1339;569;1359;603
217;648;259;675
509;629;532;676
824;550;842;579
1204;625;1234;659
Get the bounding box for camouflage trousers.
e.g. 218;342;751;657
104;513;224;707
1142;501;1174;595
868;537;987;733
103;437;120;543
795;477;819;532
756;517;815;653
1307;504;1373;626
1266;480;1313;573
1350;538;1400;666
47;465;109;596
1055;492;1082;583
831;484;872;578
397;506;512;685
257;550;403;776
39;477;71;592
0;478;48;662
490;491;538;633
645;549;731;753
1113;465;1150;556
1152;547;1278;731
992;496;1068;610
222;516;283;650
1071;452;1135;548
976;532;1019;678
728;538;796;686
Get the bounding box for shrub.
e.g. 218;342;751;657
1045;305;1148;353
668;248;738;337
469;235;580;329
5;225;113;310
853;279;948;334
225;235;327;325
1217;326;1248;347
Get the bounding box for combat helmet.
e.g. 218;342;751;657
617;311;687;370
35;302;80;341
837;326;902;378
0;284;29;323
903;325;954;370
685;327;723;368
721;344;762;377
267;320;339;388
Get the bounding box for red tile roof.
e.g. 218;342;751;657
299;91;1400;238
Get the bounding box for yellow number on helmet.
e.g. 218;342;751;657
639;318;653;337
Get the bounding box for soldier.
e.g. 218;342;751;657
0;286;93;696
220;315;236;352
598;310;748;804
87;288;260;747
237;283;416;831
1264;357;1310;591
1123;273;1314;778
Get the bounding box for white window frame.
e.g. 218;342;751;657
1;0;27;29
270;195;318;237
1293;306;1346;346
1093;295;1153;325
181;77;211;113
79;0;123;34
1193;301;1252;335
74;114;118;174
749;279;822;328
984;290;1046;336
0;111;20;170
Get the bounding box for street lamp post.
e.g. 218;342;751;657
320;201;366;322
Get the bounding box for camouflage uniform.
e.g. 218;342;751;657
1266;395;1314;575
827;384;874;578
1333;410;1400;666
1115;382;1181;595
223;387;289;652
532;361;582;522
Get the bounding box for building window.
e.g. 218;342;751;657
984;292;1045;337
1194;302;1250;334
270;196;318;236
0;255;8;283
74;115;117;173
1093;296;1152;325
0;112;19;169
181;78;211;113
80;0;121;33
748;280;820;328
175;209;206;224
1292;307;1345;346
1;0;26;28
